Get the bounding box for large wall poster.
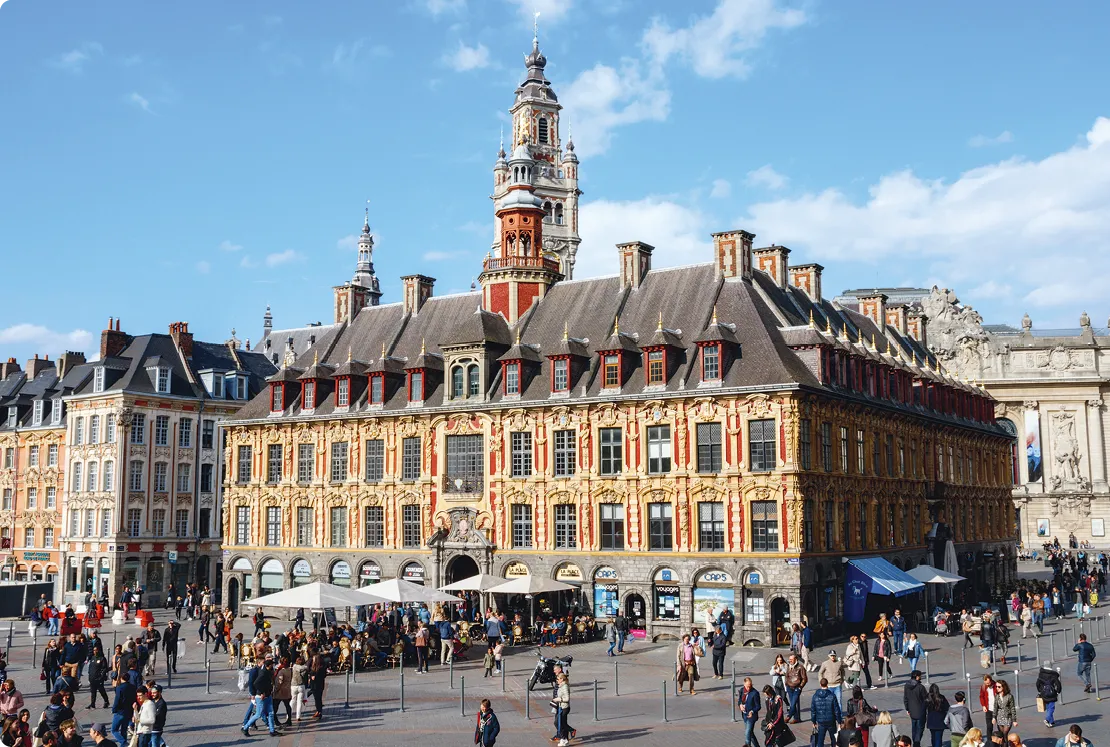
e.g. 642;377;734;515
1025;409;1043;483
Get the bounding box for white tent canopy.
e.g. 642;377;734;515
247;581;385;610
487;576;576;595
906;565;965;584
439;573;506;592
355;577;462;605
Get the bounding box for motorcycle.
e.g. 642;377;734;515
527;649;573;691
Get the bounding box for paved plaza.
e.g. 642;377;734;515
2;562;1106;746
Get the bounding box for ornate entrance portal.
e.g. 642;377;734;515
446;554;480;586
429;506;495;588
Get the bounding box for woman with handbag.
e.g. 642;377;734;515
769;655;788;700
870;711;899;747
991;681;1016;739
40;642;60;695
846;686;877;747
553;673;571;747
873;632;892;684
762;685;793;747
675;635;699;695
926;684;950;747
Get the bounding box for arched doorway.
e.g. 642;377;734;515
446;554;479;585
228;577;240;615
771;598;792;646
624;593;646;634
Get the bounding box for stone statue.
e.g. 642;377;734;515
921;286;991;378
1050;411;1081;484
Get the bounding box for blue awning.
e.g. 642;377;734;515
847;557;925;597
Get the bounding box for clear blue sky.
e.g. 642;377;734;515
1;0;1108;361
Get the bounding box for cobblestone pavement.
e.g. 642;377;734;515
1;562;1105;746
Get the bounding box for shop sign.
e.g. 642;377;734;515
231;558;252;571
293;560;313;578
261;559;284;574
402;562;425;581
23;552;50;562
505;561;530;578
747;571;762;585
593;566;618;581
167;551;178;563
696;570;733;587
654;583;681;621
331;561;352;579
653;568;676;582
359;562;381;580
555;564;583;583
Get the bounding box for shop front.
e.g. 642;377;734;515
552;562;584;616
692;568;734;631
401;561;425;585
260;559;284;596
292;559;312;587
653;567;681;634
358;560;381;587
592;565;619;619
330;560;352;588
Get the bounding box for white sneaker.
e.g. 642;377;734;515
558;740;569;746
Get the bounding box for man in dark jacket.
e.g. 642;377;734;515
149;683;168;746
110;673;136;746
241;656;278;737
143;624;162;676
784;654;808;723
88;651;110;709
1072;633;1096;692
615;613;629;653
903;670;928;747
739;677;762;747
810;678;842;747
858;633;873;689
162;621;180;674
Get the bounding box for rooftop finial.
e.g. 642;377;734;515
381;342;386;360
420;338;426;355
825;316;832;335
363;199;370;231
657;311;663;331
712;305;719;326
347;346;353;362
533;9;540;46
515;329;521;345
313;350;318;365
613;314;620;335
808;309;815;329
563;321;569;341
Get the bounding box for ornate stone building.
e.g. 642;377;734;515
56;319;274;607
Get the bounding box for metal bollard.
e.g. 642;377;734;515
731;680;737;722
1056;667;1064;705
1016;641;1022;672
525;679;531;719
1035;636;1041;665
924;652;930;686
205;660;211;694
674;673;679;696
113;630;118;652
961;646;967;678
614;661;619;696
991;649;998;679
400;665;405;712
1013;670;1020;710
662;681;668;722
1049;633;1055;662
732;660;736;683
1094;662;1101;701
345;668;350;708
167;662;172;689
460;676;466;716
501;661;506;692
7;621;12;651
352;650;358;683
965;674;972;707
32;638;37;669
593;679;599;722
450;656;454;689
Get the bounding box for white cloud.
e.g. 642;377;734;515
239;256;257;269
219;240;243;252
0;324;94;357
505;0;573;26
195;260;211;274
265;249;301;267
445;41;490;72
969;280;1012;299
746;164;788;190
425;0;465;15
337;234;358;252
969;130;1014;148
127;92;153;114
642;0;806;79
743;117;1110;310
49;42;103;73
577;197;710;278
562;61;670;157
710;179;732;199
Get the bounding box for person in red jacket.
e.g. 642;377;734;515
978;675;996;737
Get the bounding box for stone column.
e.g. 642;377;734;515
1087;399;1106;491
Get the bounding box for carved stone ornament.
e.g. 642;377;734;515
746;394;773;420
1035;346;1073;371
1049;410;1082;486
1087;399;1104;410
1022;400;1039;411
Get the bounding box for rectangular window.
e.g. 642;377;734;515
899;442;906;477
178;418;192;448
745;592;766;624
511;432;533;478
599;427;622;476
402;504;421;548
330;442;349;482
553;429;576;477
603;354;619;388
298;443;315;482
266;506;281;545
749;419;777;472
876;503;885;547
90;415;100;444
23;528;34;548
235;506;250;544
43;527;54;548
87;461;98;492
303;381;316;410
409;371;423;402
803;500;814;551
128;461;143;492
32;400;43;426
51;400;62;425
364;440;385;482
175;508;189;538
27;487;36;509
698;501;725;551
873;432;881;475
599;503;625;550
175;463;191;493
296;507;314;546
752;500;779;552
886;434;895;477
702;344;720;380
152;508;165;537
93;367;105;393
72;463;82;493
156;367;169;393
74;418;83;445
648;502;673;550
370;376;384;404
199;463;212;492
48;444;58;467
85;509;95;537
554;504;577;549
201;420;215;449
824;502;835;550
552;358;568;392
859;503;869;550
153;462;168;493
104;461;114;491
647;425;672;474
364;506;384;547
106;417;116;444
337;378;350;407
0;489;9;510
910;439;918;477
820;422;833;472
267;444;283;484
511;503;533;548
505;363;520;395
840;426;849;472
842;503;851;550
46;486;56;508
402;437;421;482
68;509;77;537
154;415;169;447
237;445;252;484
101;508;112;536
857;429;865;473
445;435;482;493
799;419;812;470
647;350;665;384
131;414;145;444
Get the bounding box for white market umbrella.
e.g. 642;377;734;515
943;540;959;577
906;565;966;584
439;573;506;592
488;576;576;627
355;577;461;605
248;581;385;610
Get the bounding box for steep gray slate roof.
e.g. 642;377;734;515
258;322;342;368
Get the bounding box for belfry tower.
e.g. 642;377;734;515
492;27;581;278
333;208;382;323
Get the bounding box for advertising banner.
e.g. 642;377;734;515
1025;409;1043;483
844;563;872;623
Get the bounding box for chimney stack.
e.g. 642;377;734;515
25;354;54;379
752;245;791;289
788;263;824;302
885;305;908;336
100;317;131;359
169;322;194;359
857;292;888;332
401;275;435;316
712;229;755;281
906;310;927;346
58;351;87;378
0;358;20;380
617;241;654;289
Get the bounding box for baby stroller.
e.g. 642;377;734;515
450;637;470;660
934;610;952;637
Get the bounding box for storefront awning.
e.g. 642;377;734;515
847;557;925;597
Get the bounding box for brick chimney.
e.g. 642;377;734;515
788;263;824;302
885;305;908;335
712;229;754;281
25;354;54;379
617;241;653;289
58;351;87;378
906;310;927;346
0;358;20;380
169;322;194;359
100;317;130;359
752;245;791;289
857;292;888;332
401;275;435;316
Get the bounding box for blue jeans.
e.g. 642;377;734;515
1045;700;1056;725
48;619;59;635
815;721;837;747
607;639;617;655
243;696;276;734
786;686;801;720
930;729;945;747
893;631;904;654
908;656;920;673
618;631;626;653
111;712;129;745
744;716;761;747
1078;661;1092;687
911;717;926;747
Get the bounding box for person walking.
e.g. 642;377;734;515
147;684;167;747
615;612;629;654
845;685;876;747
437;618;454;666
273;656;293;727
142;625;160;677
871;712;899;747
991;680;1016;739
88;650;111;709
904;634;923;674
474;698;500;747
606;621;618;657
42;639;61;694
738;677;762;747
769;654;788;699
762;684;788;747
0;680;22;718
874;632;893;684
957;728;984;747
1054;725;1092;747
1072;632;1096;692
944;691;973;747
161;622;179;675
846;636;864;688
784;653;808;723
307;653;326;721
1034;666;1061;728
675;634;699;695
977;675;996;736
925;684;949;747
553;672;571;747
800;621;818;672
837;716;862;747
1019;605;1033;639
240;656;279;737
819;650;848;704
110;672;136;746
413;622;429;674
711;624;728;679
290;656;308;723
903;670;927;747
810;678;843;747
858;633;874;690
891;610;907;658
960;611;976;650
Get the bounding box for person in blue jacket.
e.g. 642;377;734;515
739;676;762;747
811;678;843;747
1072;632;1096;692
474;698;501;747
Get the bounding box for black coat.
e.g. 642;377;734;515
903;681;928;719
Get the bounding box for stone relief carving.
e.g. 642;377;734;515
1048;411;1085;490
1033;346;1074;371
921;286;994;378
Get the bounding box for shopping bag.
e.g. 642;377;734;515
1036;697;1045;712
780;726;797;746
980;649;991;668
178;640;186;661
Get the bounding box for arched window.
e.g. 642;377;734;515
997;417;1019;485
538;117;549;144
451;367;464;399
467;364;480;397
520;233;531;255
554;203;564;225
543;201;554;223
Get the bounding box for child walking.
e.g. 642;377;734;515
483;646;495;678
493;640;504;674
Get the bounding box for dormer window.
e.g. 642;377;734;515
156;367;169;393
702;344;721;381
409;371;424;403
5;407;15;428
271;383;284;413
32;401;43;426
370;375;384;405
505;363;520;395
467;364;480;397
337;378;350;407
201;371;224;398
93;367;105;393
451;367;464;399
603;355;620;388
303;381;316;410
646;350;665;385
552;358;569;392
237;375;248;400
51;399;62;425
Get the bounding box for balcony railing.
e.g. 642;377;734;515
483;255;561;273
445;474;484;494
